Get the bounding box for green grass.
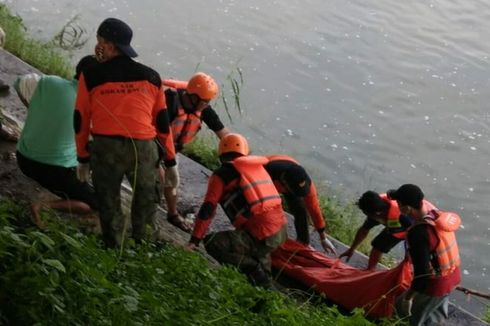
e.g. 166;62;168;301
182;132;221;171
0;4;73;78
484;306;490;324
0;198;381;325
318;195;372;253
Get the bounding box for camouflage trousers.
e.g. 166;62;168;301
91;135;158;247
204;225;287;287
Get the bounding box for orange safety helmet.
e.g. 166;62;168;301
187;72;219;101
218;133;249;156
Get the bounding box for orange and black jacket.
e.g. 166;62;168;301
74;56;176;166
191;156;287;244
165;88;225;151
264;154;326;232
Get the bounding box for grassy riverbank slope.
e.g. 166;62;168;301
0;198;380;325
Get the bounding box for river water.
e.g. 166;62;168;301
4;0;489;315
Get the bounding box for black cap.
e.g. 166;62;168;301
97;18;137;58
282;165;311;197
388;184;424;209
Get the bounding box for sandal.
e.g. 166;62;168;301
167;213;193;233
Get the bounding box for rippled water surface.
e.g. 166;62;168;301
4;0;489;315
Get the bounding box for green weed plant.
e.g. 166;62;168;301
182;132;221;171
0;4;73;78
318;194;372;254
219;62;244;124
0;198;381;325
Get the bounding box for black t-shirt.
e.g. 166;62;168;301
363;214;413;253
361;217;381;230
361;213;412;231
263;159;294;182
165;88;225;132
407;223;434;292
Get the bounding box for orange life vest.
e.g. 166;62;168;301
221;156;282;226
377;193;405;239
162;79;188;90
171;107;203;148
162;79;204;149
421;211;461;278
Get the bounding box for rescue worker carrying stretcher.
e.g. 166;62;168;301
339;191;436;270
264;154;336;254
390;184;461;326
186;133;287;288
159;73;230;232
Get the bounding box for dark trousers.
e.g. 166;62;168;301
16;151;97;209
284;194;310;244
91;136;158;247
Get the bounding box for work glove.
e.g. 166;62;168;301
399;298;413;317
320;237;337;255
76;163;91;183
339;248;354;262
165;165;180;188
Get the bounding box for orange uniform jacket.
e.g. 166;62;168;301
74;56;175;165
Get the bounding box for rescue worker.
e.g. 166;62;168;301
390;184;461;326
264;154;336;254
14;55;99;228
160;73;230;232
75;18;175;247
339;190;436;270
185;133;287;288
